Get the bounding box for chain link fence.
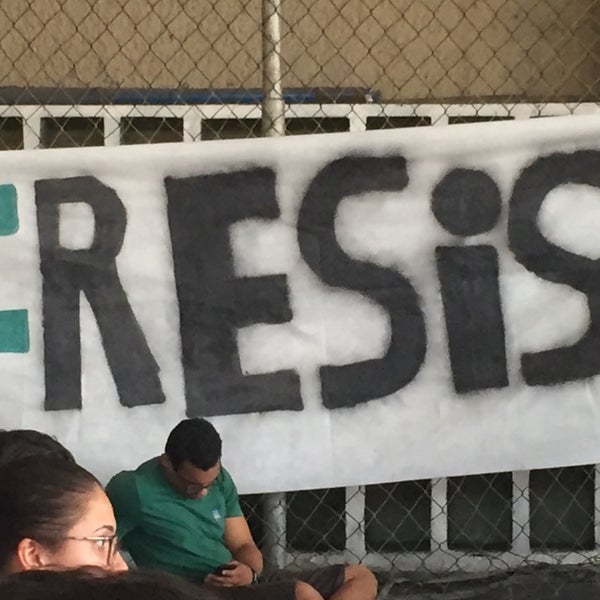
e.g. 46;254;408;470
1;0;600;596
240;467;600;593
0;0;598;148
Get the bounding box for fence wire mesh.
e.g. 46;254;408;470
241;467;600;597
2;0;600;596
0;0;598;148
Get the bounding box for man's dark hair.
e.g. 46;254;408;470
0;457;99;571
0;429;75;470
165;418;222;471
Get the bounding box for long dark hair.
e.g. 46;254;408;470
0;457;100;570
0;568;218;600
0;430;75;469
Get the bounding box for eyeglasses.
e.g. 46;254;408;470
179;478;214;496
64;534;120;566
162;459;220;498
175;472;218;496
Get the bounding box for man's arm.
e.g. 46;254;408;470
223;515;263;574
205;467;262;587
205;515;263;587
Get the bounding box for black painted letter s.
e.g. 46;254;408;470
509;150;600;385
298;155;426;409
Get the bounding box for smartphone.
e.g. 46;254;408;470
213;563;236;576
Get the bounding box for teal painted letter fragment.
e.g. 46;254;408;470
0;184;18;236
0;309;29;353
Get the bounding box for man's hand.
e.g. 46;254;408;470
205;561;254;587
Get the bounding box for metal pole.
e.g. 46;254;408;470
262;492;287;571
260;0;286;571
261;0;285;137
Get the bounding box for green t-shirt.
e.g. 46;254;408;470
106;457;242;581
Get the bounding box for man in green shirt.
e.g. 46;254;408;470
107;419;377;600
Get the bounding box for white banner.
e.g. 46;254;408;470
1;115;600;493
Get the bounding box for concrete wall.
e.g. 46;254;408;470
0;0;597;101
282;0;600;101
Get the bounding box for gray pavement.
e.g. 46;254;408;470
379;564;600;599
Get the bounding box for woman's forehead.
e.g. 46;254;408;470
67;486;116;534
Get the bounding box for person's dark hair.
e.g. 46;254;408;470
165;418;222;471
0;429;75;469
0;567;218;600
0;457;100;571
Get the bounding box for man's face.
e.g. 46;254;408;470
164;458;221;499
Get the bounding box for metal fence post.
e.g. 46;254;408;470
262;492;287;571
261;0;285;137
260;0;286;568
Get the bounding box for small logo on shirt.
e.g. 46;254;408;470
212;508;221;521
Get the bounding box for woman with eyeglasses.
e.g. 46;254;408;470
0;456;127;573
